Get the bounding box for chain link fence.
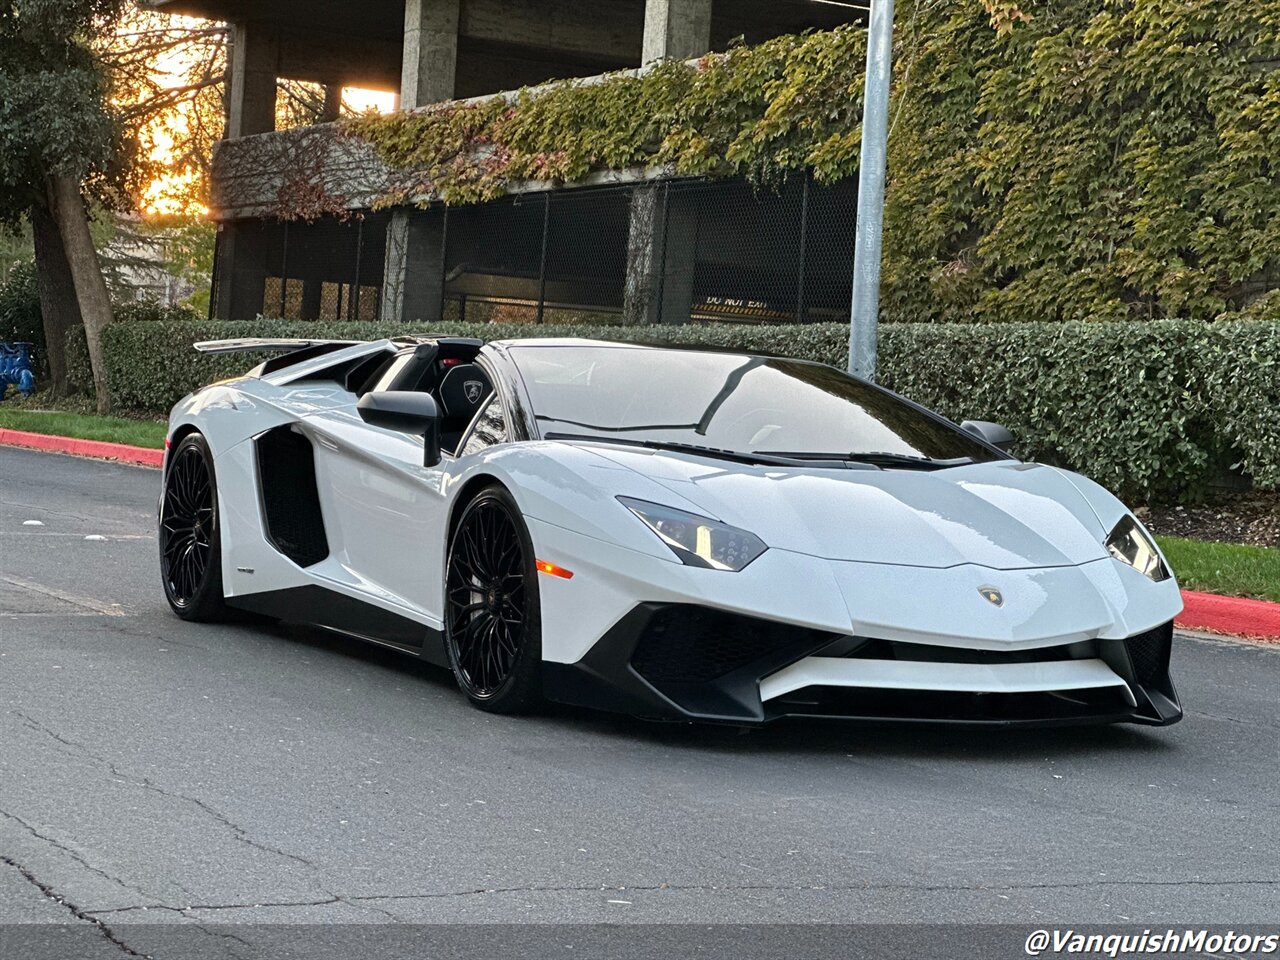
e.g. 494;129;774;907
213;174;857;326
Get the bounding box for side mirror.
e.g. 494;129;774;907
357;391;442;467
961;419;1016;453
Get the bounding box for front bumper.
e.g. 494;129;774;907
527;518;1183;727
542;605;1182;727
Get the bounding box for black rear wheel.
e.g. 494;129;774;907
159;433;229;621
444;486;542;713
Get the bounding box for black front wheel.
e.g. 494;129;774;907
159;433;229;622
444;486;543;713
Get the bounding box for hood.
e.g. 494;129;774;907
584;449;1113;570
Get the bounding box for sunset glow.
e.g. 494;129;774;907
134;13;397;219
344;88;398;114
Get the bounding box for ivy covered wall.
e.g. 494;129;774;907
214;0;1277;323
352;0;1278;322
883;0;1280;323
344;27;870;206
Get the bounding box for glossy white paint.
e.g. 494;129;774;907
758;657;1137;706
166;340;1183;697
526;516;855;663
302;406;451;625
578;446;1112;568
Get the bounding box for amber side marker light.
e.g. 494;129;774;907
536;560;574;580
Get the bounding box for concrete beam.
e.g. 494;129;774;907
461;0;642;65
401;0;460;110
277;31;402;90
643;0;713;63
454;37;633;99
210;119;680;222
226;21;279;139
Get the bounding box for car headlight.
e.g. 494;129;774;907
1105;515;1169;582
618;497;767;571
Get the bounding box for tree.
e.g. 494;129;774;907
104;7;345;218
102;8;227;217
98;7;340;318
0;0;128;411
28;204;82;395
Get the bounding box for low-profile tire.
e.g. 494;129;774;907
159;432;230;622
444;485;543;714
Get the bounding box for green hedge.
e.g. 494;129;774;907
67;319;1280;503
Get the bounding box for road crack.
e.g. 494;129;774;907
1187;709;1276;728
2;854;149;957
115;770;317;870
12;708;315;870
85;874;1280;918
0;807;152;900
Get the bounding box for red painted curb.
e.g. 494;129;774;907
1178;590;1280;640
0;427;164;468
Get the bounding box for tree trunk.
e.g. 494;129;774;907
29;201;83;399
47;174;114;414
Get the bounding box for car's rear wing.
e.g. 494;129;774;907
193;338;361;354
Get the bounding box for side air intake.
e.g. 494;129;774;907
255;426;330;568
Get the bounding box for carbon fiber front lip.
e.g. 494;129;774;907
541;603;1183;727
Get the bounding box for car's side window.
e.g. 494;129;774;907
458;394;509;457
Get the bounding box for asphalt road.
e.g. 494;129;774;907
2;446;1278;957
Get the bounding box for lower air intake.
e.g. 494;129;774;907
1124;622;1173;686
630;606;833;686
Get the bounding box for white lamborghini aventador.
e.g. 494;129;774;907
158;335;1182;726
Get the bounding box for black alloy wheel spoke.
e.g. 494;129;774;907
160;447;214;606
447;501;528;698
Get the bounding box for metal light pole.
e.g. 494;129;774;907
848;0;895;380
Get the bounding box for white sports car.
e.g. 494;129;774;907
159;335;1182;727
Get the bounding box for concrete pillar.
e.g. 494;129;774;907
622;184;699;325
627;1;710;324
383;3;457;320
226;22;279;139
213;223;268;320
623;186;661;325
400;0;460;109
642;0;713;63
656;199;698;324
320;84;343;123
300;279;324;320
380;209;445;323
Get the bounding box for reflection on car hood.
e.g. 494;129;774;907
585;448;1111;570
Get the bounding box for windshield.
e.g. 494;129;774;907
509;344;1003;464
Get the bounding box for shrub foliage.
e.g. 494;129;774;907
68;318;1280;503
884;0;1280;323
